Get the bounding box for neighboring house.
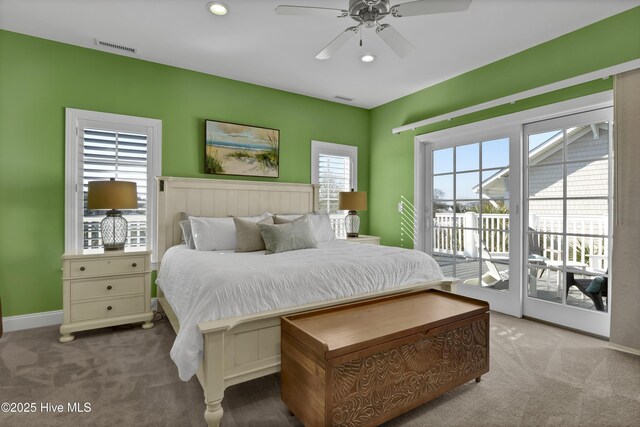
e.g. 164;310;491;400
478;123;609;226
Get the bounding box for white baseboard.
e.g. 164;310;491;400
2;298;158;333
609;342;640;357
3;310;63;333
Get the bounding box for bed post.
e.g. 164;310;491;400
202;330;225;427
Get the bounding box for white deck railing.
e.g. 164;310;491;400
433;213;608;269
531;214;608;268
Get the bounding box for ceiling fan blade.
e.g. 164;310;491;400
390;0;472;17
376;24;415;58
275;5;349;18
315;26;358;60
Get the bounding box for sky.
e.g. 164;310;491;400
433;130;561;201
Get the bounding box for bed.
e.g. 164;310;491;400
154;176;451;427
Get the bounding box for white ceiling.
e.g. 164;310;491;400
1;0;638;108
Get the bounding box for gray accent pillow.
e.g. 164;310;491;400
178;212;190;244
234;216;274;252
274;213;335;242
179;220;196;249
258;215;318;254
273;214;302;224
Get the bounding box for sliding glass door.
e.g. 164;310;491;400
427;130;521;316
523;108;612;336
418;93;613;331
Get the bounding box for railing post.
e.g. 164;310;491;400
463;212;478;258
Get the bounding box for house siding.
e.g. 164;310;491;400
528;131;609;224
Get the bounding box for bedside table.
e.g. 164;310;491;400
345;235;381;245
59;250;154;343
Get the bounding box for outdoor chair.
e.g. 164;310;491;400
463;240;509;289
566;270;608;311
462;230;557;291
528;227;550;277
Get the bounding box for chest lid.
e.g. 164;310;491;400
281;289;489;359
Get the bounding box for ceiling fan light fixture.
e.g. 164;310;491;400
208;2;228;16
361;54;376;63
275;0;472;59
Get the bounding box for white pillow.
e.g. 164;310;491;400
309;213;336;242
189;214;268;251
190;217;236;251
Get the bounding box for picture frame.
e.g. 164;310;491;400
204;119;280;178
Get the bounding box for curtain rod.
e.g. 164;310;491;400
392;58;640;135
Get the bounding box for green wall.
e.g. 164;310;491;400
0;30;370;317
369;6;640;247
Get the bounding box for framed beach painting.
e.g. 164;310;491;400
204;120;279;178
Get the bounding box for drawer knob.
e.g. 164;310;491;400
106;285;112;290
132;263;137;268
80;266;86;271
107;306;112;311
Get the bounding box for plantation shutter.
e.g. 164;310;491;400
311;141;358;239
318;153;351;214
82;128;148;250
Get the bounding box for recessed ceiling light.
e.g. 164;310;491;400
361;54;376;63
208;2;228;16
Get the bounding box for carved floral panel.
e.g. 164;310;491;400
331;317;488;426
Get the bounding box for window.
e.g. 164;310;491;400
311;141;357;238
65;109;162;260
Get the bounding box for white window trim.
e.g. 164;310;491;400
311;140;358;191
65;108;162;264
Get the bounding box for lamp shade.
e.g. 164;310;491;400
87;179;138;210
339;190;367;211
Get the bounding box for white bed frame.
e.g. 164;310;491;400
155;176;451;426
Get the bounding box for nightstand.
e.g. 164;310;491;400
59;250;153;343
345;235;381;245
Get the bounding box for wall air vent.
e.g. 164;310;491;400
334;96;354;102
95;39;137;54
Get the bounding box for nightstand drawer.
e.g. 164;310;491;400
70;295;145;322
69;256;146;278
70;276;145;301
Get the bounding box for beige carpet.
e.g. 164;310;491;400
1;312;639;427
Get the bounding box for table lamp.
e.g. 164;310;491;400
87;178;138;251
338;189;367;238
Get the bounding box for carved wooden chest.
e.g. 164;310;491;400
281;289;489;427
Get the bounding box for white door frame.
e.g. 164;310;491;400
414;91;613;319
420;126;522;316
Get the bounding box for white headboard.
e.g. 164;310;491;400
156;176;319;260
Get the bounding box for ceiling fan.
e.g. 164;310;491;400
275;0;472;60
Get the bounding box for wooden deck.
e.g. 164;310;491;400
433;254;602;311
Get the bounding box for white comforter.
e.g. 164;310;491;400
156;240;443;381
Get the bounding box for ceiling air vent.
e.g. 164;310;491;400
334;95;354;102
95;39;137;54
